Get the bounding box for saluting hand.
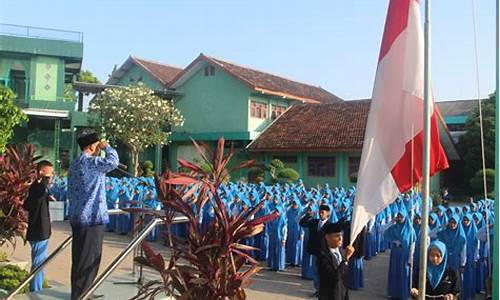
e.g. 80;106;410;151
98;141;109;150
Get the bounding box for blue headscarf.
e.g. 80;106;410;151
462;213;478;258
384;205;416;248
427;241;448;289
437;214;466;256
429;213;441;230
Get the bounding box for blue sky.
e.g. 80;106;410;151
1;0;496;100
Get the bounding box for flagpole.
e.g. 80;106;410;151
417;0;432;299
493;0;499;299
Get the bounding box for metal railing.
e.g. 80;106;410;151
79;215;189;300
5;209;129;299
0;23;83;43
5;235;73;300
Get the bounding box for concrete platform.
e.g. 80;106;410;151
14;274;172;299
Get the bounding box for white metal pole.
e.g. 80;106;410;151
417;0;432;299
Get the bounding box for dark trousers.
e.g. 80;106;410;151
71;224;104;300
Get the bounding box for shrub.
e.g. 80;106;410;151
247;167;265;183
142;160;155;177
470;168;495;197
276;167;300;183
0;264;29;294
0;144;40;248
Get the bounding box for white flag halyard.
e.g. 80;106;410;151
350;0;448;243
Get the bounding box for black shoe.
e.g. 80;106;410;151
310;291;318;298
90;294;104;299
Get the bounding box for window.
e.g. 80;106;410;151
250;101;268;119
348;156;361;182
307;157;336;177
204;65;215;76
271;105;287;120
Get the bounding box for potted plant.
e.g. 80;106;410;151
133;138;279;300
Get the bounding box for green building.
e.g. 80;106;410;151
107;53;460;189
0;23;84;170
107;53;341;179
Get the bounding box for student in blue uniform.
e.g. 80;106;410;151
461;213;479;300
267;203;287;271
286;199;303;267
384;206;416;300
411;241;461;300
346;226;366;290
437;214;466;273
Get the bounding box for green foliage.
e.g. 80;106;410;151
458;95;496;189
276;167;300;183
0;86;28;153
0;250;8;262
64;69;102;101
0;144;40;248
91;84;184;176
135;138;277;299
267;159;300;184
269;159;285;169
0;265;29;294
247;167;265;183
79;70;101;84
470;168;495;198
142;160;155;177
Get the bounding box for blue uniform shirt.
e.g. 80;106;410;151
68;146;119;226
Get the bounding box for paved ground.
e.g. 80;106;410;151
2;221;391;299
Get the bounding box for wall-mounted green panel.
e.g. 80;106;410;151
34;56;59;101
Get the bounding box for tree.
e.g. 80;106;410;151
90;85;184;176
64;69;101;101
458;94;496;191
470;168;495;199
0;86;28;153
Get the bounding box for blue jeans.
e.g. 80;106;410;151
311;254;319;292
29;240;49;292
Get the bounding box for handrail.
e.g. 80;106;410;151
5;235;73;300
78;215;188;300
5;209;129;299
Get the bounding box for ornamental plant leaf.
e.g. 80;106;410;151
134;138;279;300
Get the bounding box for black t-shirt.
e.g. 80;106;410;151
23;181;51;241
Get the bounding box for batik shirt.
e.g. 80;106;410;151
68;146;119;226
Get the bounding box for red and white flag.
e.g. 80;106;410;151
350;0;449;242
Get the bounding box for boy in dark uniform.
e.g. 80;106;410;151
317;222;355;300
23;160;54;292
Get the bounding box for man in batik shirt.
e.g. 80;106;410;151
68;130;119;300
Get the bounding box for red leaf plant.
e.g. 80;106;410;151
0;144;40;248
132;138;279;300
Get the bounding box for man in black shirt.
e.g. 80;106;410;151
300;204;331;297
23;160;54;292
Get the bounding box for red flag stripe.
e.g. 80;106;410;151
390;109;450;192
378;0;415;62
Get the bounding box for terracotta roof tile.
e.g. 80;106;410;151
207;56;342;104
248;100;370;152
132;57;183;86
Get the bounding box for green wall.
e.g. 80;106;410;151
174;64;251;135
115;65;164;90
0;35;83;59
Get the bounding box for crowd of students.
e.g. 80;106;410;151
47;176;495;299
